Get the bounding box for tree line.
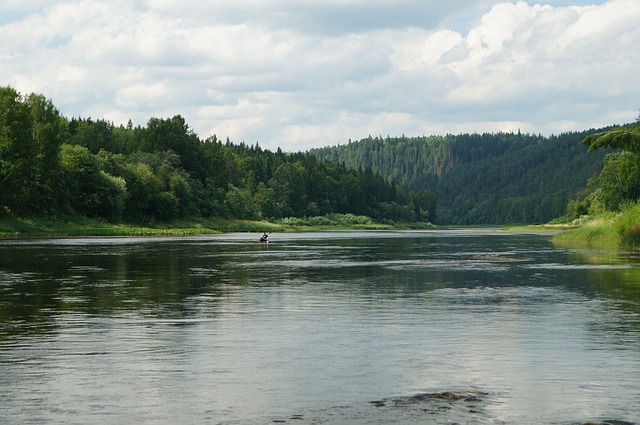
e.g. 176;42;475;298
311;130;610;224
0;87;435;224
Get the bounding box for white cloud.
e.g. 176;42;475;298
0;0;637;151
116;82;173;110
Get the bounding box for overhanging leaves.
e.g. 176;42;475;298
581;127;640;153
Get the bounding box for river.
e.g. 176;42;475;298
1;230;639;424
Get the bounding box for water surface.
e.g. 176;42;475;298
1;230;639;424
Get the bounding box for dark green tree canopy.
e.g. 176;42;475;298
311;131;607;224
0;86;434;224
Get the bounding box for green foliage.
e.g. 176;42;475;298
10;85;623;227
592;151;640;210
224;186;258;220
281;213;375;227
565;123;640;217
557;121;640;248
1;87;67;215
254;182;279;219
1;88;32;213
59;144;127;219
581;126;640;153
554;202;640;249
0;86;432;226
69;118;117;153
311;131;605;224
412;189;437;223
615;202;640;247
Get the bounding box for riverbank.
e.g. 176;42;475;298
551;203;640;249
551;217;619;248
0;214;584;240
503;224;575;233
0;214;435;238
0;215;222;237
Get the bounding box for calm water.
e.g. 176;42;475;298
1;230;639;424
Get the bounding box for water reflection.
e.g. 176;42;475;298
1;231;639;424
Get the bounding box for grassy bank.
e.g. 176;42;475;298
0;216;223;237
503;224;576;233
0;213;434;238
552;203;640;249
552;217;619;248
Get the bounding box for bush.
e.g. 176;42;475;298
280;213;374;227
571;215;593;226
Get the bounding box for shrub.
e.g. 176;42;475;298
280;213;375;227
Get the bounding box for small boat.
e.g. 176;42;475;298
259;232;271;243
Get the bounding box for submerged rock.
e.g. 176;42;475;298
242;393;635;424
370;390;489;407
365;390;491;423
405;391;489;403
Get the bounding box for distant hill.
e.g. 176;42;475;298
310;129;612;224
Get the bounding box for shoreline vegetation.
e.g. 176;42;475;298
1;87;438;236
2;87;639;247
3;209;639;251
552;203;640;249
0;215;578;240
0;213;436;238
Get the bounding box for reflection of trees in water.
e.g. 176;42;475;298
0;241;234;338
567;249;640;295
2;234;640;340
588;267;640;335
563;249;640;337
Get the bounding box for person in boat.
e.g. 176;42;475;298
259;232;269;243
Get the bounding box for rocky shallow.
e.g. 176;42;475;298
239;391;636;425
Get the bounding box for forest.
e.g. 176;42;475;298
4;86;638;228
0;87;434;225
311;131;611;224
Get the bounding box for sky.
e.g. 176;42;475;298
1;0;638;152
